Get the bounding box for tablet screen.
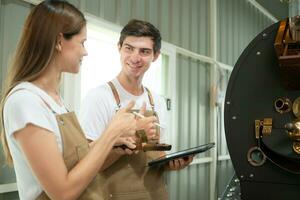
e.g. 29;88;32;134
148;142;215;167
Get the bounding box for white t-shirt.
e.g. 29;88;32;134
79;78;167;143
3;82;68;200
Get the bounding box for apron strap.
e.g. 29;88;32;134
144;87;155;113
107;81;121;109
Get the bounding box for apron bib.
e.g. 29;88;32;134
37;112;106;200
101;82;168;200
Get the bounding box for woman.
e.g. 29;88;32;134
0;1;137;199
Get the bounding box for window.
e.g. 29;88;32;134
80;23;120;102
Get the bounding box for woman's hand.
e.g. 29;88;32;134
106;101;137;138
113;137;137;155
136;102;158;140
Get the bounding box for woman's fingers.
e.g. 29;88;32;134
124;100;135;112
123;137;136;149
113;137;137;155
115;137;136;149
138;102;146;116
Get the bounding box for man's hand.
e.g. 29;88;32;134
136;102;158;140
165;155;194;171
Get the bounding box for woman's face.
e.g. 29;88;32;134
59;26;88;73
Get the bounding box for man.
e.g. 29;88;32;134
80;19;193;199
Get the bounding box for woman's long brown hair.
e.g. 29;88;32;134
0;0;86;165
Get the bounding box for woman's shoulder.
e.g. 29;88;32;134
6;84;41;105
4;82;46;112
4;82;52;111
5;82;66;114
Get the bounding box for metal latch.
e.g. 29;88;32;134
255;118;273;139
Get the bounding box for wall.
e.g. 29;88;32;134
0;0;275;199
0;1;31;199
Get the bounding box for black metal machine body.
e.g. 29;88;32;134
225;17;300;200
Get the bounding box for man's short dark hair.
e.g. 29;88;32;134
119;19;161;54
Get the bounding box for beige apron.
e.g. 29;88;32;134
37;112;106;200
101;82;168;200
10;89;107;200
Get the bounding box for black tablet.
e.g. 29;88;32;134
148;142;215;167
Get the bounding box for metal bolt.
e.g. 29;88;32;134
226;101;230;105
249;174;254;178
227;192;233;197
232;116;237;120
240;175;244;179
257;51;261;55
262;33;267;37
